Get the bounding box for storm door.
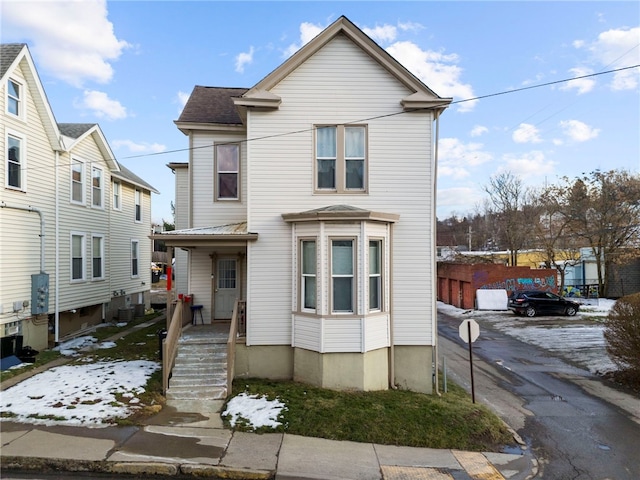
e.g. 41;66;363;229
214;258;238;319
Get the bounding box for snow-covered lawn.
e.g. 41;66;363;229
222;393;287;430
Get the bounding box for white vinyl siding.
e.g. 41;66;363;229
247;34;435;347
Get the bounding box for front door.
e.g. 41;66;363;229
214;258;238;319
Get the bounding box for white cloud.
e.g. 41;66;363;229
398;21;425;34
112;139;165;153
2;0;130;87
284;21;325;57
500;151;555;178
362;24;397;43
437;186;485;212
176;91;190;111
512;123;543;144
574;26;640;91
560;67;596;94
470;125;488;137
76;90;127;120
386;41;476;112
558;120;600;142
235;46;255;73
438;138;493;179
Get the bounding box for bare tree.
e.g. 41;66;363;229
483;172;535;266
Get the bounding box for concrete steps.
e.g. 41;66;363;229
165;326;229;401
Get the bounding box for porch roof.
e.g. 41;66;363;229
150;222;258;247
282;205;399;223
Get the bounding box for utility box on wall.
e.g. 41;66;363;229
31;273;50;315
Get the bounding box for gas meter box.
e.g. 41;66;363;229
31;273;49;315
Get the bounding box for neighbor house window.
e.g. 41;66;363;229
134;189;141;222
6;133;24;189
71;159;84;204
92;235;104;279
71;233;85;281
131;240;139;277
92;167;103;207
112;180;121;210
216;144;239;200
301;240;317;311
331;239;354;313
7;79;22;117
316;125;366;193
369;240;382;311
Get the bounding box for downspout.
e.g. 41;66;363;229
388;223;395;389
55;150;60;343
0;202;45;273
432;111;441;396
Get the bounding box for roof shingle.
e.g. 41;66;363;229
177;86;248;125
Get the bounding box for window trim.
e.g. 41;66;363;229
6;77;24;119
91;166;104;209
330;237;356;314
300;238;318;313
368;238;384;312
91;234;105;281
112;180;121;210
6;130;26;191
131;239;140;278
71;158;85;205
70;232;86;282
314;125;367;194
215;143;241;201
134;189;142;222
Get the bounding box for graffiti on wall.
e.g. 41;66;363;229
478;275;557;292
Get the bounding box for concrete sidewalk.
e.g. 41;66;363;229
1;397;537;479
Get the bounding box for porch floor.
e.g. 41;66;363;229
181;322;230;344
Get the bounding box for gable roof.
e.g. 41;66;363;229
58;122;119;172
236;16;452;112
1;43;62;150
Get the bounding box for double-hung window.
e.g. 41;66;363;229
134;189;142;222
7;79;22;118
71;159;84;204
92;235;104;280
131;240;139;277
369;240;382;311
7;133;24;190
92;167;103;208
331;239;354;313
316;125;366;193
71;233;85;281
216;144;239;200
301;240;317;311
113;181;121;210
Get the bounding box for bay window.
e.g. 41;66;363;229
301;240;317;310
332;239;354;313
369;240;382;311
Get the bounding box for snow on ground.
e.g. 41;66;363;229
222;393;287;430
0;360;160;427
438;298;618;375
52;335;120;357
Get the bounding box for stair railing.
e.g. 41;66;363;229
227;299;246;397
162;298;190;394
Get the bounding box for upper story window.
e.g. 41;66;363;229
71;159;84;204
316;125;366;193
331;239;355;313
215;144;240;200
92;167;103;208
134;189;142;222
7;79;23;118
113;180;121;210
6;133;24;190
301;240;317;311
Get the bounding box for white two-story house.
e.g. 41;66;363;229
1;43;157;355
156;17;451;393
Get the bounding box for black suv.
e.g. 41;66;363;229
508;290;580;317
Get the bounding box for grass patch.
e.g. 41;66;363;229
225;378;516;452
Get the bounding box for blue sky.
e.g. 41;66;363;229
2;1;639;223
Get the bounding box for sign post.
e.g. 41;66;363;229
459;319;480;403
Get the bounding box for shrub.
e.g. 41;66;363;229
604;293;640;373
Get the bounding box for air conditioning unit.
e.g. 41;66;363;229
6;325;19;335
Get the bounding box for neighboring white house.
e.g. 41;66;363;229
155;17;451;393
0;43;157;354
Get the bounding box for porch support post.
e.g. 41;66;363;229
237;251;245;301
211;253;217;322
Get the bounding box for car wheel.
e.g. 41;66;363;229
566;306;577;316
525;306;536;317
